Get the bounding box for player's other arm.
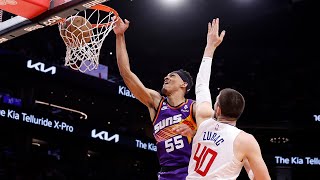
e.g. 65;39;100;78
243;133;271;180
243;158;255;180
195;18;225;126
113;17;161;110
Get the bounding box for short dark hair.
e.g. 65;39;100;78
217;88;245;120
172;69;194;93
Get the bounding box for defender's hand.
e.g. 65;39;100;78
206;18;225;49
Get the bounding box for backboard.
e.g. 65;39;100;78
0;0;110;44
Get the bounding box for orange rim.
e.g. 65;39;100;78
59;4;118;28
90;4;119;28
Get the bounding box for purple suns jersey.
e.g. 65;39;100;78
153;97;197;167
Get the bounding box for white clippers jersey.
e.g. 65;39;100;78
187;118;243;180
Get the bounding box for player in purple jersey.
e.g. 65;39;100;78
113;17;197;180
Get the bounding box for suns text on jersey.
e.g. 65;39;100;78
154;114;182;133
203;131;224;146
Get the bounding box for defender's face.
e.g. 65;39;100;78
161;72;184;95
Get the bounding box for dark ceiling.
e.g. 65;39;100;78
0;0;318;152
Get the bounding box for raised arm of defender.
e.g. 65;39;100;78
195;18;225;126
194;18;270;180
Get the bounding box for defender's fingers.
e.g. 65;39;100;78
208;22;211;33
214;18;219;35
220;30;226;40
212;19;216;30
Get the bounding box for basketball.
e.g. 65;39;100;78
60;16;92;47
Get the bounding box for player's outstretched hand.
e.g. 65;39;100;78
113;17;130;35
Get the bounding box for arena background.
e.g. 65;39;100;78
0;0;318;179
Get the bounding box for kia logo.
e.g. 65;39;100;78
27;60;56;75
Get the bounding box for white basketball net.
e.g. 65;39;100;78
58;6;117;72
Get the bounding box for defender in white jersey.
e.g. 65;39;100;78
187;18;271;180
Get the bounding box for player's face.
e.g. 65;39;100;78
161;72;184;95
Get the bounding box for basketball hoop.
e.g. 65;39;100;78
58;4;118;72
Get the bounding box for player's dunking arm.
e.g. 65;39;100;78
195;18;225;127
114;17;162;119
